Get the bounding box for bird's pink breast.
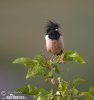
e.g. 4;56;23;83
45;35;64;54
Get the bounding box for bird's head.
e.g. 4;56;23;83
46;20;59;34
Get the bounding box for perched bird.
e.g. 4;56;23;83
45;21;64;56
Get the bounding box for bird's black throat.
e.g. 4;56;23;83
48;30;60;40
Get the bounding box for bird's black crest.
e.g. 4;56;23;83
46;20;59;33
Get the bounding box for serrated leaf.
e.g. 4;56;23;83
64;51;85;64
72;78;85;88
12;57;33;65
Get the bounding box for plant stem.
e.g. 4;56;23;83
57;96;61;100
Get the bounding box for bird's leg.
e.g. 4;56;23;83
60;53;65;64
50;55;55;61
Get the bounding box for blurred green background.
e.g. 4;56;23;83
0;0;94;99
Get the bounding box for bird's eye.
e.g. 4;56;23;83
55;29;58;31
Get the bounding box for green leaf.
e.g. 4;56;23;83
47;61;59;73
26;66;49;79
16;85;29;95
16;84;38;95
12;57;33;65
12;55;48;67
12;55;50;79
47;68;55;78
89;86;94;95
64;96;70;100
84;92;94;100
34;54;47;67
61;81;68;92
35;88;50;100
64;51;85;64
52;63;59;73
16;84;50;100
72;78;85;88
58;77;68;92
72;88;79;95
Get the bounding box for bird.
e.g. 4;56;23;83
45;21;64;57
